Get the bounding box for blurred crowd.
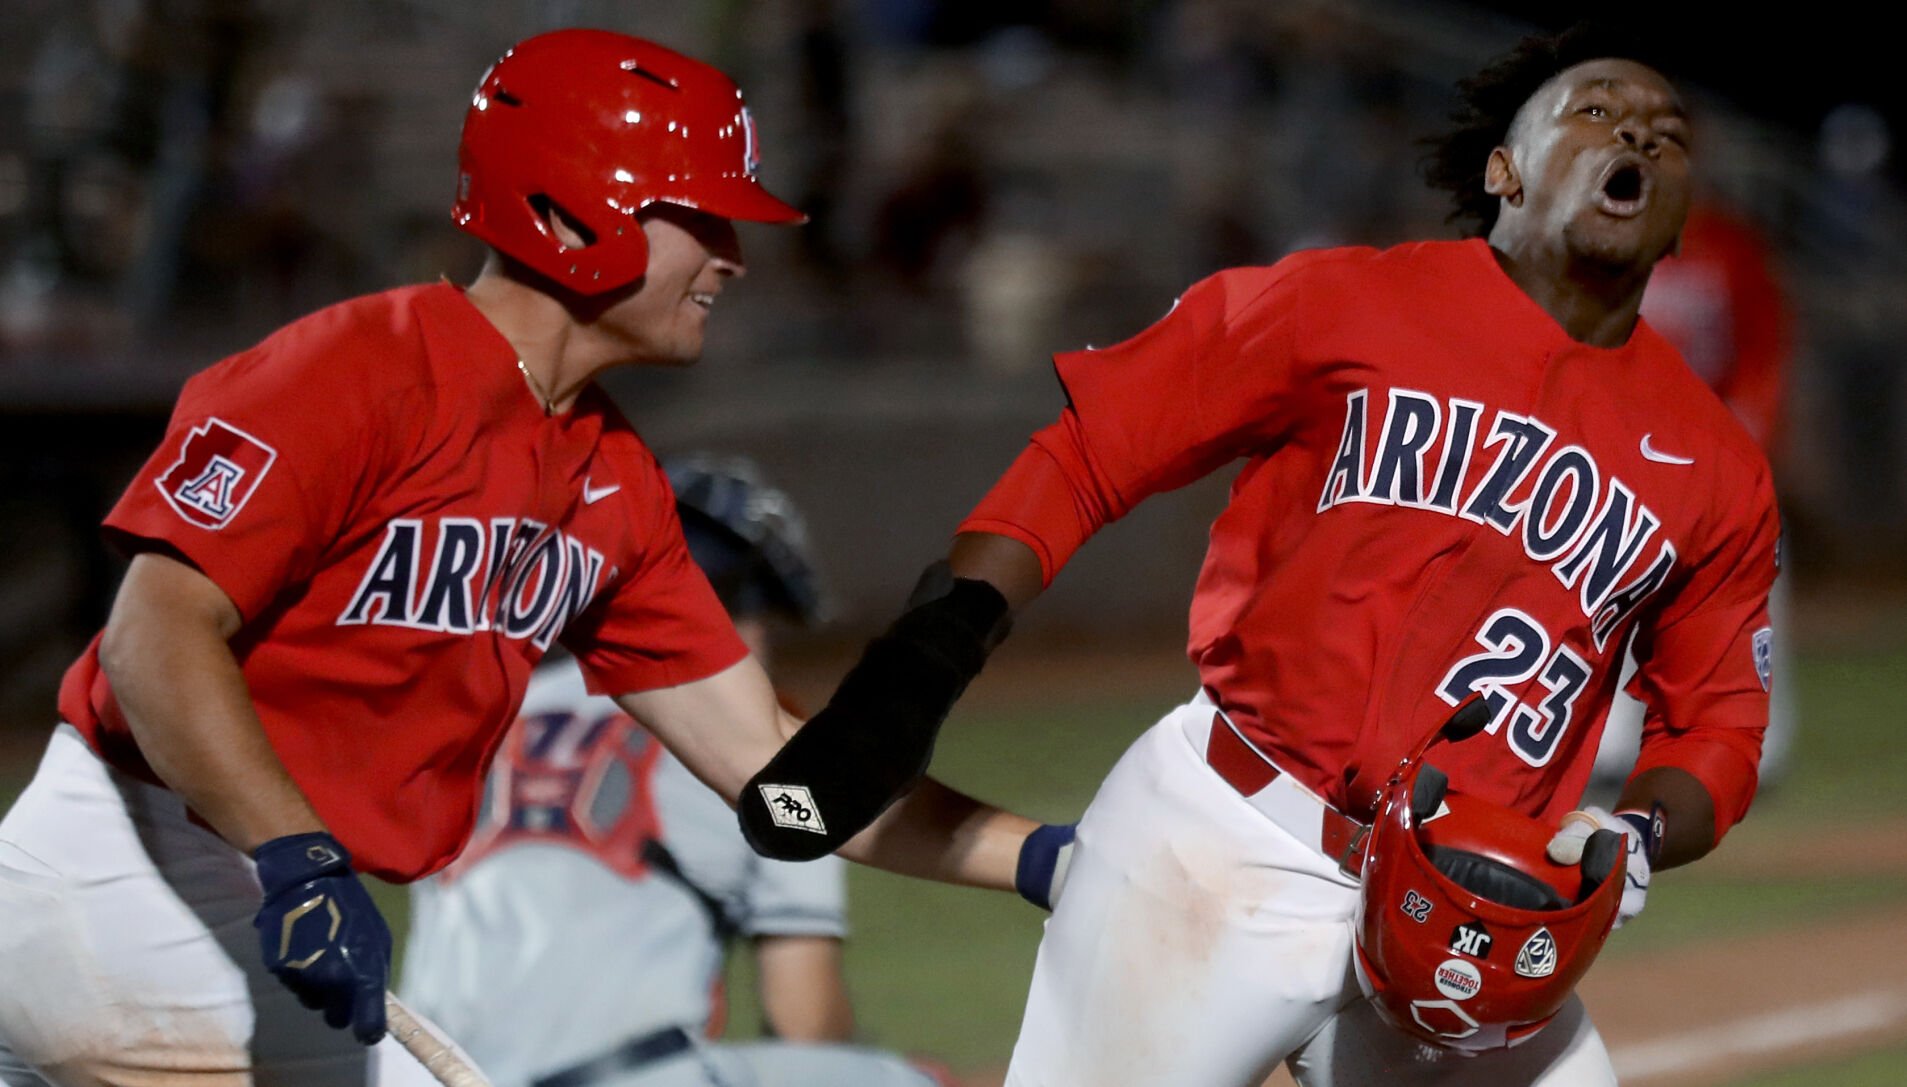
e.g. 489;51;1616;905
1;0;1904;578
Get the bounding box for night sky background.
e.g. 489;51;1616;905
1472;5;1904;172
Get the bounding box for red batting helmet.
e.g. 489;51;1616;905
452;29;805;295
1351;700;1623;1052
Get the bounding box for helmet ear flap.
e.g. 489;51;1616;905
526;194;650;287
528;194;599;247
1575;828;1623;902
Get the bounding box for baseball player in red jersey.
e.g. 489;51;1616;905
0;30;1062;1087
741;24;1778;1086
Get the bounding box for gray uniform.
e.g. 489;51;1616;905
398;664;939;1087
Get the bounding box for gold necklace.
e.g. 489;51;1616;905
516;359;557;416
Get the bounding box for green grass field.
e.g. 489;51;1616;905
5;644;1903;1083
1734;1042;1907;1087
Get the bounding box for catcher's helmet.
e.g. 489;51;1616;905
453;29;805;295
665;453;827;626
1352;700;1624;1053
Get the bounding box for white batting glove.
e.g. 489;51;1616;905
1546;805;1658;929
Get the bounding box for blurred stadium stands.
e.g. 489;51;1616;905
2;0;1904;723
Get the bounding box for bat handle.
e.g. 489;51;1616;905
385;992;494;1087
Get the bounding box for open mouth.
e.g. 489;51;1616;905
1596;161;1650;217
690;292;715;310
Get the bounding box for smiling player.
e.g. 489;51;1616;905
0;30;1049;1087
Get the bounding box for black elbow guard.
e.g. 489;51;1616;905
738;561;1011;860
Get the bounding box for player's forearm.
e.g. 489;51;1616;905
100;555;325;852
948;531;1047;611
1614;765;1716;870
836;777;1036;891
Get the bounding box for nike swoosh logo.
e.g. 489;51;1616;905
583;477;620;504
1639;434;1694;465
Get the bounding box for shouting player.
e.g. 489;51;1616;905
0;31;1059;1087
398;455;954;1087
742;24;1778;1087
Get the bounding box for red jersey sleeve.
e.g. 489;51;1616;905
563;462;749;696
962;259;1316;580
1627;460;1781;843
100;336;400;621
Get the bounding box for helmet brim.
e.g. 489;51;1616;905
660;178;808;225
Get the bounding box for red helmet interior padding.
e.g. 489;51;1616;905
453;29;805;294
1352;704;1622;1053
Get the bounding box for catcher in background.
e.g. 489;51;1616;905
398;454;957;1087
741;23;1778;1087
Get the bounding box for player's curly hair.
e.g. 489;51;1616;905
1422;22;1677;237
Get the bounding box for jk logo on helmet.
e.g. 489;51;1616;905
1449;921;1493;959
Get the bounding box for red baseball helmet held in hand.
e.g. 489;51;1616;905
453;29;806;294
1352;697;1624;1053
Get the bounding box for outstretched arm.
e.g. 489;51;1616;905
732;535;1043;861
616;654;1037;891
735;268;1300;862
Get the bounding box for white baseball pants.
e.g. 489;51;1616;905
0;726;440;1087
1002;700;1618;1087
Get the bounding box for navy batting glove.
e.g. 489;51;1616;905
1015;823;1077;911
253;832;391;1044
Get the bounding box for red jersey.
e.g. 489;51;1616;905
59;283;747;881
964;240;1778;840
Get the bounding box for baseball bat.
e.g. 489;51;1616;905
385;992;494;1087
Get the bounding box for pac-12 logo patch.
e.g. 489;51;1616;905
756;783;827;835
1515;928;1558;978
156;418;278;530
1752;627;1774;692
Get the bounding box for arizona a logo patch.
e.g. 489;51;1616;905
156;418;278;530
